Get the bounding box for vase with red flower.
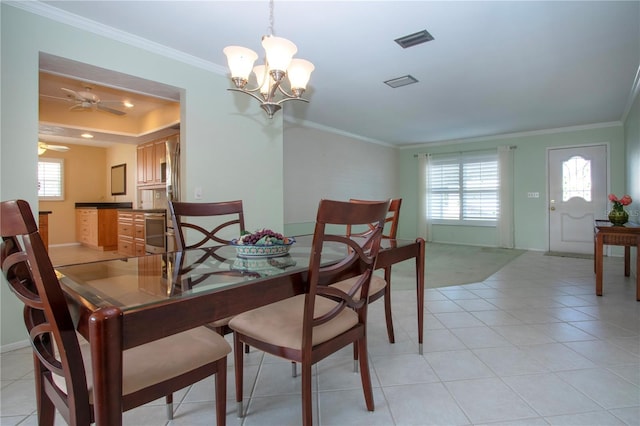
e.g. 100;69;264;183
607;193;632;226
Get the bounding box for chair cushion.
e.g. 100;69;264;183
55;327;230;403
329;275;386;301
208;315;233;328
228;294;359;350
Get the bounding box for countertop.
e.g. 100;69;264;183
39;211;52;215
75;202;133;209
118;208;166;213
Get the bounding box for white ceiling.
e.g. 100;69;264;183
39;64;180;147
29;1;640;147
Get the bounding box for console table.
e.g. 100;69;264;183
593;220;640;300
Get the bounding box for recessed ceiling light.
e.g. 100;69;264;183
81;133;94;139
395;30;434;49
384;75;419;89
123;100;134;108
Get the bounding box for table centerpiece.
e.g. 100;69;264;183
231;228;295;258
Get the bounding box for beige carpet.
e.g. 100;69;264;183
387;242;526;289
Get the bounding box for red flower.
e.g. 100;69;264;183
608;193;633;210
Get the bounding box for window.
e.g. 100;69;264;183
427;151;498;224
38;158;64;200
562;155;591;202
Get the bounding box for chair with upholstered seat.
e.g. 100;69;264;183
345;198;402;343
168;200;249;341
229;199;390;426
1;199;230;425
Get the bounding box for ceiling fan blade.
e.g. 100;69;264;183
97;104;126;116
47;144;70;152
40;94;73;103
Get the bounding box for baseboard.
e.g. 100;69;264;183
1;339;30;354
49;242;81;248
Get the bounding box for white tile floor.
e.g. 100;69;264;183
1;251;639;425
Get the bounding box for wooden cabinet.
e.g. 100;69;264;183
136;138;167;187
38;212;50;251
75;208;118;251
117;211;146;256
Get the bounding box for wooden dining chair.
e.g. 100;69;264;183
345;198;402;343
0;199;231;425
169;200;245;250
229;199;390;426
169;200;248;341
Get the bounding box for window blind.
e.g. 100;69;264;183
428;150;498;223
38;158;64;200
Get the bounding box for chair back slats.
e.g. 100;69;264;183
347;198;402;239
1;200;92;425
303;199;389;345
169;200;245;250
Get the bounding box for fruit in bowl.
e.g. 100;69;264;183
232;229;295;258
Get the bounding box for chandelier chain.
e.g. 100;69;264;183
268;0;275;36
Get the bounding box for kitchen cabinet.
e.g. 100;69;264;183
136;138;168;187
39;211;51;251
75;208;118;251
117;211;146;256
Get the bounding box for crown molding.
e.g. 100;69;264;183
621;64;640;123
401;121;623;150
283;115;395;148
6;1;227;75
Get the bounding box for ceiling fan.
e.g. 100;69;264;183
38;141;70;155
42;86;126;116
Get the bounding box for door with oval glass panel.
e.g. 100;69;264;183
548;145;608;254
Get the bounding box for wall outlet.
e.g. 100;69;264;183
194;186;203;200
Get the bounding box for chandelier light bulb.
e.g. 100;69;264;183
223;46;258;85
261;35;297;75
253;65;271;97
287;59;315;95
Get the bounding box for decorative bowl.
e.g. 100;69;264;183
232;255;297;274
231;237;295;258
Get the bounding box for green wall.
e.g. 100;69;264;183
624;91;639;276
624;92;640;220
398;124;627;250
0;4;284;348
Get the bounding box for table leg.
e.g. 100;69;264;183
415;238;425;355
624;246;630;277
89;307;124;426
595;233;604;296
636;241;640;301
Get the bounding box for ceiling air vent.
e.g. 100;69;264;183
384;75;419;89
394;30;434;49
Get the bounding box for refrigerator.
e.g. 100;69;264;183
165;134;180;251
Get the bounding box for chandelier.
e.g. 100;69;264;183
223;0;314;118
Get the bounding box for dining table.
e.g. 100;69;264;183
56;234;425;425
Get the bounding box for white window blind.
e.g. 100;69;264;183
428;151;498;224
38;158;64;200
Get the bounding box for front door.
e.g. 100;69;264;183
548;145;608;254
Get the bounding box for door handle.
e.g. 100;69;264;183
550;206;556;211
